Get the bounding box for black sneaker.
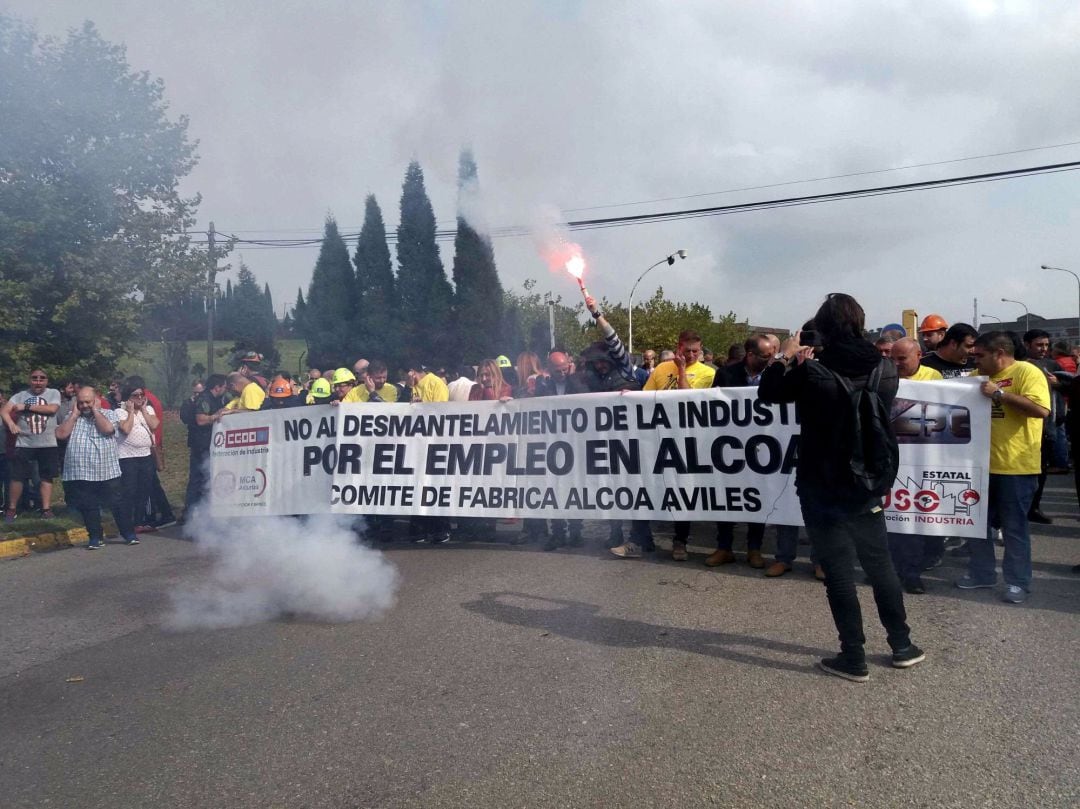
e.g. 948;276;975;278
817;656;869;682
123;536;140;546
903;577;926;595
919;556;943;571
891;645;926;669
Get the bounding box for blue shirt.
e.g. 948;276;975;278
62;409;123;482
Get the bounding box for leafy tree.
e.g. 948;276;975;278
229;262;279;367
0;17;204;382
593;287;749;358
303;216;358;368
353;194;398;363
396;161;454;365
451;150;503;363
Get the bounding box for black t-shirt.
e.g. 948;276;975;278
190;391;226;452
920;352;973;379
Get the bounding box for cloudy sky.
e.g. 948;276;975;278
10;0;1080;335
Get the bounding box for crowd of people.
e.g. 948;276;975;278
3;296;1074;679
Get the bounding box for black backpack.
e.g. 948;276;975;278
828;360;899;498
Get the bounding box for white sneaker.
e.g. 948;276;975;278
610;542;642;559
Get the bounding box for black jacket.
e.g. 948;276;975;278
758;340;898;514
714;362;757;388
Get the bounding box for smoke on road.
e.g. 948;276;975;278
167;511;399;630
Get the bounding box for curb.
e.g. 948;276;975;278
0;525;108;560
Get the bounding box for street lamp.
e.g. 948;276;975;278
1001;297;1030;333
628;249;687;357
1041;264;1080;344
980;314;1002;323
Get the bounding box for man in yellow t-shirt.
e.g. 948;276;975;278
408;362;449;403
406;361;450;543
343;360;399;403
221;372;266;413
643;329;715;391
891;338;944;382
957;332;1050;604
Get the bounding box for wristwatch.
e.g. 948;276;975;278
773;353;789;364
992;389;1004;405
591;310;602;320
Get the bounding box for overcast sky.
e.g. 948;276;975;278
10;0;1080;336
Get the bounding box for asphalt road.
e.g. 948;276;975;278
1;484;1078;809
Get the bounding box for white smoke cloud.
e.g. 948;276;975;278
167;510;399;630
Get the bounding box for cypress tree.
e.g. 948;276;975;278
353;194;398;364
293;287;307;336
396;161;453;366
305;216;359;367
230;262;279;366
451;149;503;363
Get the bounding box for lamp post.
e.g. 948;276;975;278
1041;264;1080;344
980;314;1002;322
628;249;687;357
1001;297;1030;333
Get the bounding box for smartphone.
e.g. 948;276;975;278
801;330;820;347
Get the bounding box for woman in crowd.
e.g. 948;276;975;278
116;382;159;534
515;352;543;397
469;359;514;402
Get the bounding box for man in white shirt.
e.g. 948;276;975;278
447;365;476;402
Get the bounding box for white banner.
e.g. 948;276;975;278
208;380;990;537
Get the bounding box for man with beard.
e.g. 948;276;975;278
760;294;922;681
957;332;1049;604
1;369;61;521
56;386;138;548
920;323;978;378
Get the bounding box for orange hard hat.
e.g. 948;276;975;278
268;375;292;398
918;314;948;333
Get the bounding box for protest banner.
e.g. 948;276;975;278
208;380;990;537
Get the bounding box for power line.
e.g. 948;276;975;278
184;158;1080;251
205;137;1080;236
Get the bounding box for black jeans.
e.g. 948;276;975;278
802;502;911;663
186;447;209;511
119;455;155;530
65;477;135;543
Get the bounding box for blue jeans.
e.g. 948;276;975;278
775;524;817;565
968;474;1037;590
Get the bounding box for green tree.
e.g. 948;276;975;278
353;194;398;363
396;161;453;365
0;17;204;382
292;287;307;343
594;287;749;358
451;150;503;363
303;216;358;368
229;262;278;367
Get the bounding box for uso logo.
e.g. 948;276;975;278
214;426;270;448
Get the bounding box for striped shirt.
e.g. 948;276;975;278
62;409;123;482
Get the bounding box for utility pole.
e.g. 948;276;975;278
206;222;217;375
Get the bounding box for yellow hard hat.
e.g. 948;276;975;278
331;368;357;385
310;378;332;397
496;355;512;368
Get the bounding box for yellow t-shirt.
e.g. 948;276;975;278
413;373;449;403
644;360;716;390
908;365;944;381
343;384;399;403
224;381;266;411
989;360;1050;475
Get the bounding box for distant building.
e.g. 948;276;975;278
977;314;1078;343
